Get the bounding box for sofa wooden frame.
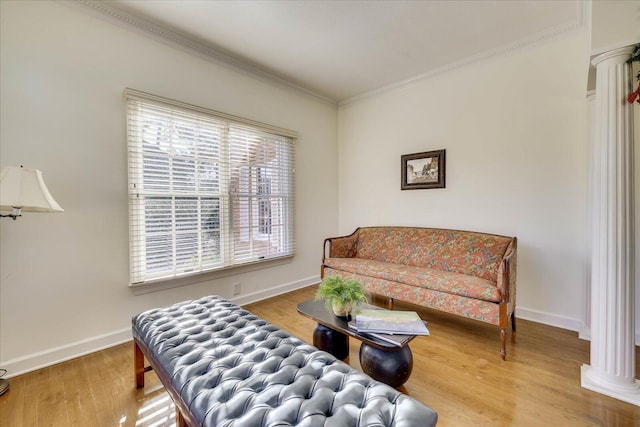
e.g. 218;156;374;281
322;227;517;360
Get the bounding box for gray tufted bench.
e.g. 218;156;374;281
133;295;438;427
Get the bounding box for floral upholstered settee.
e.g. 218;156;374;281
321;226;517;359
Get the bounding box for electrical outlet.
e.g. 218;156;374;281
233;282;241;295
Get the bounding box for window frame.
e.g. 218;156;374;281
124;88;297;287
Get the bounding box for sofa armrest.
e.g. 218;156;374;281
323;228;360;262
497;237;517;306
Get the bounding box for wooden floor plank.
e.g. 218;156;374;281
1;285;638;426
34;363;70;426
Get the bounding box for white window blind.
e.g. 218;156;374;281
125;89;296;285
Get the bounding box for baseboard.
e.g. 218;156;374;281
579;326;591;341
515;306;584;333
20;281;639;379
3;328;133;378
521;309;640;345
231;275;319;306
578;326;640;346
2;276;320;378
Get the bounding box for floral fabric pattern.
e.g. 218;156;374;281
322;227;517;329
325;268;500;325
324;258;500;302
354;227;511;283
327;230;359;259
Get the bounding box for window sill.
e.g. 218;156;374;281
129;255;294;296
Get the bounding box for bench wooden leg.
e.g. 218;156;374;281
176;408;189;427
134;341;145;388
134;340;155;388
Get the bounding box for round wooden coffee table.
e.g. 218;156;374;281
297;299;417;387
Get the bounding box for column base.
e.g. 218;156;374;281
581;365;640;406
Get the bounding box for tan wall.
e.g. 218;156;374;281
0;1;339;374
338;30;591;331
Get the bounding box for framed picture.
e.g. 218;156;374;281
401;149;446;190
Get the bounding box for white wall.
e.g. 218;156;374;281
0;1;338;375
1;1;636;377
591;0;640;54
338;31;591;330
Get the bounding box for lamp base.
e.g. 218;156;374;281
0;213;21;220
0;378;8;396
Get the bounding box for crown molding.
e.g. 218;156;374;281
71;0;337;106
70;0;586;108
340;0;589;107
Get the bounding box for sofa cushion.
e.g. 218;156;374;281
354;227;511;283
325;258;501;303
324;267;501;325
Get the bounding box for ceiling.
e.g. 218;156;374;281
105;0;584;102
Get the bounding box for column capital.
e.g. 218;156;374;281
591;46;635;67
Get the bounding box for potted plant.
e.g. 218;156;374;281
316;276;367;317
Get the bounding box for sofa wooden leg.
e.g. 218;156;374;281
500;328;507;361
511;312;516;343
387;297;394;309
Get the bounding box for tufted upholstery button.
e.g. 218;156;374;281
133;295;438;426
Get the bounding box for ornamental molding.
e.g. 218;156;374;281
342;1;588;106
71;0;587;107
72;0;337;106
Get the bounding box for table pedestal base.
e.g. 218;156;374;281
359;343;413;387
312;321;414;388
313;324;349;360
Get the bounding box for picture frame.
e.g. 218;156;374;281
401;149;446;190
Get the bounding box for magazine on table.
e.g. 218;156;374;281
353;308;430;335
346;320;413;347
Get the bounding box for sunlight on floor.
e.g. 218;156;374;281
133;386;176;427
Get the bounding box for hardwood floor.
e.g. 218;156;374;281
1;285;638;426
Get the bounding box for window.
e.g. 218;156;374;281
125;89;296;285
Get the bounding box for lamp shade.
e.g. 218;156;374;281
0;166;63;212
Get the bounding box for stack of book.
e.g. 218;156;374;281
348;307;429;347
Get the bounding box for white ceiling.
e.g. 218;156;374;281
107;0;583;102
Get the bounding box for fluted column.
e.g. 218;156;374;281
581;46;639;406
